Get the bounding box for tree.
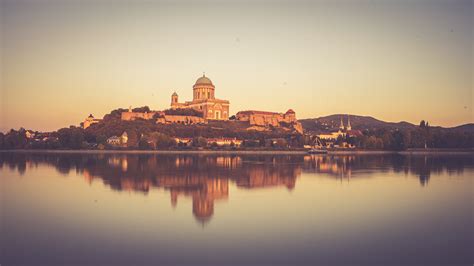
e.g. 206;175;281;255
138;139;152;150
126;130;139;148
57;127;85;149
390;130;405;150
164;108;203;117
274;138;288;149
3;129;28;149
0;133;5;149
243;139;260;147
419;120;426;128
132;106;151;113
96;134;107;145
153;112;164;119
145;132;175;149
193;137;208;148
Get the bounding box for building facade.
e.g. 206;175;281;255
83;114;102;129
236;109;297;127
121;107;158;121
156;114;206;125
171;74;230;120
317;116;362;140
106;132;128;146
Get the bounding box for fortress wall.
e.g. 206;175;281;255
157;115;207;124
121;112;157;121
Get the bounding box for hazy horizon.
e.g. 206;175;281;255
1;0;472;132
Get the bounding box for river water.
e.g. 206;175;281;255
1;152;472;265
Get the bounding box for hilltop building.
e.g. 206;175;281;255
171;74;230;120
83;114;102;129
84;74;301;134
236;109;296;126
121;107;157;121
236;109;303;134
25;130;36;139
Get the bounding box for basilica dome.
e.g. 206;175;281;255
194;74;213;86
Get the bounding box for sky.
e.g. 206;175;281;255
0;0;472;132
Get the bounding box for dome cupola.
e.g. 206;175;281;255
194;74;214;87
193;73;215;100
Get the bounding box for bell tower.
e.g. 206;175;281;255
171;92;179;109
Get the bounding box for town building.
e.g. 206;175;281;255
318;117;347;140
106;132;128;146
171;74;230;120
317;116;362;140
174;137;193;146
25;130;36;139
83;114;102;129
106;136;121;145
121;131;128;144
206;138;243;147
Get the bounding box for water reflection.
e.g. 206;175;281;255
1;152;472;221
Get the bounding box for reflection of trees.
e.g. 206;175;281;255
303;154;472;186
1;153;472;221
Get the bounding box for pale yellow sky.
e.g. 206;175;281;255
1;0;472;132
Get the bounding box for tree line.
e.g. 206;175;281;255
1;116;472;150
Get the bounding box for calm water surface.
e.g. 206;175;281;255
1;152;473;265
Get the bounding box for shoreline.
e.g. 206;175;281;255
1;149;473;155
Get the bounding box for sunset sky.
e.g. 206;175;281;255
1;0;472;132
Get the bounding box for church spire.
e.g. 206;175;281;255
339;116;345;130
347;115;352;130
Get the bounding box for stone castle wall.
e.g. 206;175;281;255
121;110;206;125
156;115;207;125
236;110;302;134
236;111;297;127
121;111;157;121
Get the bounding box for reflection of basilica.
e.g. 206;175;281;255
304;155;355;179
73;155;301;223
2;153;470;223
163;175;229;223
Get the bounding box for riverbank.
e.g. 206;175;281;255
0;149;309;155
328;149;474;155
1;149;473;155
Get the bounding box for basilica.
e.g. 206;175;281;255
171;74;230;120
83;74;301;134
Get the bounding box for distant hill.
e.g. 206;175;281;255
300;114;416;133
300;114;473;134
447;123;474;133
